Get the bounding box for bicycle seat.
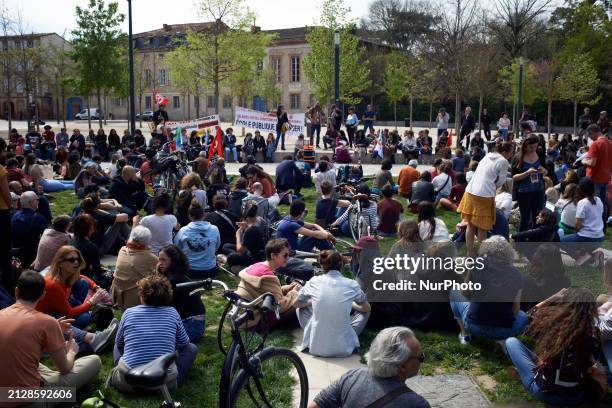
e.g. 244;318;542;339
124;352;177;388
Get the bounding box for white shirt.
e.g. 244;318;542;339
419;218;450;242
576;197;604;238
140;214;178;255
432;173;452;196
498;117;511;129
557;199;577;228
346;113;358;127
437;113;449;129
314;170;337;195
495;192;513;219
465;153;509;198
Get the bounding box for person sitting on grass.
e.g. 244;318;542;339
70;214;105;285
511;208;559;246
222;202;268;274
80;193;130;257
330;184;379;238
313;160;336;195
228;177;249;219
174;202;220;279
505;287;605;406
439;172;467;211
110;274;197;393
32;215;71;272
111;225;158;310
377;184;403;237
136;192;179;256
235;239;302;329
35;246;111;330
157;245;206;343
450;236;528;345
372;159;395;196
409;171;435;213
0;271;103;394
555;183;577;237
432;160;453;204
179;172;207;209
296;250;371;357
277;200;335;253
417;202;450;242
108;165;149;217
314;180;351;229
309;327;431;408
494;179;513;220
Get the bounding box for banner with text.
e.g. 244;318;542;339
234;106;305;137
165;115;220;136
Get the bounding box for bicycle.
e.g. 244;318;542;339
177;279;309;408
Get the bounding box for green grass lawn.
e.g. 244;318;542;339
47;179;611;407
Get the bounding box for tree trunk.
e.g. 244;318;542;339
62;90;66;129
393;101;397;126
573;99;577;137
103;93;107;125
454;92;461;147
187;93;191;120
477;92;483;132
428;100;433;129
512;100;517;134
97;89;103;129
196;94;200;118
55;94;60;124
87;95;92;131
409;95;413;131
547;99;552;138
138;91;143;128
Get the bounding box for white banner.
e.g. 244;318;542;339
165;115;220;135
234;106;305;137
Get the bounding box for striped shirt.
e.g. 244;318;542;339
115;305;190;368
336;201;379;232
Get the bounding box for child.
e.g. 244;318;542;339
440;172;467;211
294;134;306;157
265;133;275;163
554;155;569;182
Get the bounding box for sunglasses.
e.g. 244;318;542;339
408;352;425;363
63;257;80;264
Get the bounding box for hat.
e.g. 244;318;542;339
44;125;52;130
409;159;418;168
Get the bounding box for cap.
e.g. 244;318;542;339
409;159;419;168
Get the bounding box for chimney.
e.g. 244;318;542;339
251;25;261;33
163;24;172;32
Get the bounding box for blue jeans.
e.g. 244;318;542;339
450;297;529;340
68;278;92;329
296;236;333;253
224;146;238;162
39;178;75;193
312;124;321;146
499;129;509;140
505;337;585;405
182;316;205;343
274;130;285;151
595;183;608;222
560;234;603;258
363;123;374;133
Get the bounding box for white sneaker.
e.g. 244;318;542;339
458;333;471;345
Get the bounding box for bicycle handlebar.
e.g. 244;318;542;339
176;279;229;295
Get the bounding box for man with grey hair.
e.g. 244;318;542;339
12;191;49;267
242;181;275;222
309;327;430;408
109;165;149;217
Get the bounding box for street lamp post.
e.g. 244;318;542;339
333;31;342;123
127;0;136;135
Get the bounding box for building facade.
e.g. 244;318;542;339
107;23;314;122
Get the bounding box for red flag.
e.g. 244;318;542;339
153;89;169;106
446;129;453;147
208;126;224;160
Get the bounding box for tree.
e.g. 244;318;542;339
533;58;560;137
254;68;281;110
489;0;551;61
303;0;371;109
0;1;14;130
175;0;273;115
498;58;539;125
362;0;437;53
556;55;600;137
167;37;206;118
47;30;75;128
384;53;413;124
430;0;479;142
414;63;445;127
71;0;125;129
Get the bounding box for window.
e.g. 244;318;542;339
144;69;151;87
173;95;180;109
290;94;300;110
145;95;152;109
159;69;167;85
271;57;281;82
223;96;232;109
207;95;215;108
114;98;123;107
290;56;300;82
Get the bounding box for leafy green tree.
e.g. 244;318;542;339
167;39;206;118
498;58;539;126
170;0;273;116
384;53;413;125
533;58;560;137
255;68;281;110
71;0;125;129
303;0;371;108
556;55;600;137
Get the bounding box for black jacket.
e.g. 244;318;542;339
153;109;168;126
109;175;145;208
461;114;475;133
410;180;435;205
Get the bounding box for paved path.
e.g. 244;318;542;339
223;162;432;178
291;328;490;408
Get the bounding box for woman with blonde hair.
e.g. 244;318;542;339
35;246;110;329
180;172;207;208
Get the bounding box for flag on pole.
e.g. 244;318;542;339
374;129;384;159
175;127;182;150
208;126;224;160
447;129;453;147
153;89;169;106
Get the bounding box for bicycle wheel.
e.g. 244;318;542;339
219;341;242;408
229;347;309;408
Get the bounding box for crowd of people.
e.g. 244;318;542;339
0;103;610;407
